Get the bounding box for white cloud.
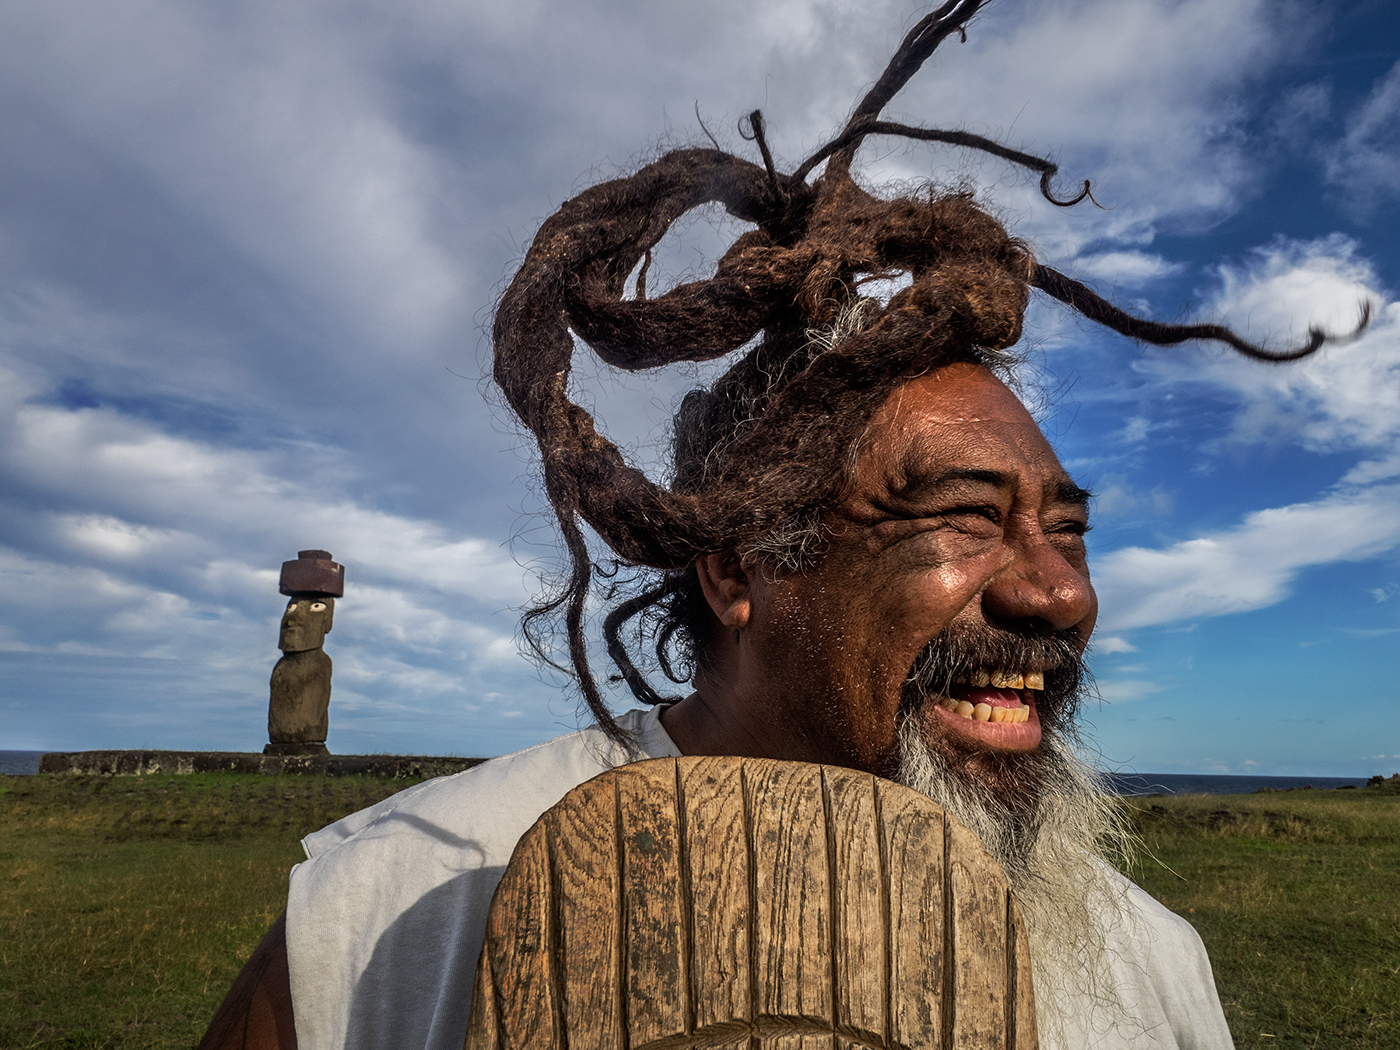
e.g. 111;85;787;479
0;2;468;348
1325;59;1400;212
0;379;539;747
1088;233;1400;633
1;397;533;607
1073;252;1184;289
861;0;1290;258
1134;235;1400;455
55;514;200;562
1092;474;1174;521
1095;678;1163;703
1094;484;1400;631
0;0;1377;756
1093;636;1139;654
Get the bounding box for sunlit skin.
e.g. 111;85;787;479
662;361;1097;777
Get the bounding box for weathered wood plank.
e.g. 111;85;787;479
1009;897;1038;1050
474;821;560;1049
462;939;501;1049
744;761;833;1029
465;757;1036;1050
619;758;690;1046
823;768;885;1042
547;787;624;1046
680;756;753;1030
948;819;1008;1049
876;779;944;1050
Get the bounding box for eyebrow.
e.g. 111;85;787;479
1052;479;1093;508
916;467;1016;490
908;468;1092;509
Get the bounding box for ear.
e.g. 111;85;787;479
695;551;753;630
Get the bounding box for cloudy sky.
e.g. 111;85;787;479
1;0;1397;777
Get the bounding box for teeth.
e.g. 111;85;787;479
933;669;1040;724
961;669;1045;690
940;700;1030;723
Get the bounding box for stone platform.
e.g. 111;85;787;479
38;749;485;779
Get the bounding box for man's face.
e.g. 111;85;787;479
744;362;1095;778
279;596;334;653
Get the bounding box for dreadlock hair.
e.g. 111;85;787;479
492;0;1370;748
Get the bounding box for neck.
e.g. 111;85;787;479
659;654;874;769
657;652;806;762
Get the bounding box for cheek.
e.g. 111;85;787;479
881;559;997;638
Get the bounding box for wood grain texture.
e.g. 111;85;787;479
824;767;886;1042
463;757;1037;1050
619;760;690;1044
549;785;624;1045
744;761;833;1026
465;815;558;1049
1008;899;1039;1050
877;779;945;1049
947;821;1007;1049
679;757;752;1031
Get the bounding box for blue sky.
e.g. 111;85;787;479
1;0;1397;777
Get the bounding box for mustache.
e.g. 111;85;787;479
901;622;1087;734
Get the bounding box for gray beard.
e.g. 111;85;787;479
895;714;1133;1047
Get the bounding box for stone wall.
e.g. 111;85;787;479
39;750;484;779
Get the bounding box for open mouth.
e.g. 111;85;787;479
929;668;1043;724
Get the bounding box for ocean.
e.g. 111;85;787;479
1103;772;1370;796
0;750;1374;793
0;750;44;774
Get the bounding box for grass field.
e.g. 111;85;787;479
2;772;1397;1049
0;773;417;1050
1122;782;1400;1050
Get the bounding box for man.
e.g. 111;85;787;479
202;4;1359;1048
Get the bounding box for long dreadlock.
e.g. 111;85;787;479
491;0;1369;746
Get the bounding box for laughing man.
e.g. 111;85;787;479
201;5;1364;1048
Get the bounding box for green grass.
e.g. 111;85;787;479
1121;784;1400;1050
2;774;1397;1049
0;773;419;1050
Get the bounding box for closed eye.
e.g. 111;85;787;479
947;504;1003;525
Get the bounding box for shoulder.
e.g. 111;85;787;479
1098;866;1210;964
300;705;679;861
283;707;679;1050
1092;866;1235;1048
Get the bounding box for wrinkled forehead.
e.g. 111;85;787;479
857;363;1079;502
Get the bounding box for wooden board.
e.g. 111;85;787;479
464;756;1037;1050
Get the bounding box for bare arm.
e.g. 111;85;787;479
197;913;298;1050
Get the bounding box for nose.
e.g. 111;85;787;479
981;534;1095;635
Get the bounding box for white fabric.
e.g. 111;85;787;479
1055;869;1234;1049
286;706;1233;1050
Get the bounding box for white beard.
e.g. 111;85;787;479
895;717;1133;1048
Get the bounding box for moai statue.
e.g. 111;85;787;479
265;550;345;756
